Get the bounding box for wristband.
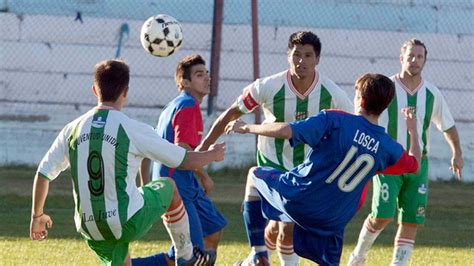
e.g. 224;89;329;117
32;213;44;219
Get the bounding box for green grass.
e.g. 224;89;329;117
0;166;473;265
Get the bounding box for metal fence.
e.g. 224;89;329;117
1;1;473;167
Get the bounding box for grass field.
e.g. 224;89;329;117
0;165;473;265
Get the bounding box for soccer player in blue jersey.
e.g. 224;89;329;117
225;73;421;265
199;31;353;265
30;59;224;266
135;54;227;265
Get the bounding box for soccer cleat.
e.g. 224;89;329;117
347;252;366;266
234;251;269;266
176;246;217;266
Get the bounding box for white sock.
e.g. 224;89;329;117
391;238;414;266
162;200;193;260
352;219;382;259
277;243;299;266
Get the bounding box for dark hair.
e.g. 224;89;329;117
94;60;130;102
288;31;321;57
400;38;428;59
355;73;395;116
175;54;206;91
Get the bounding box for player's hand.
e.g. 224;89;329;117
401;107;417;135
200;175;215;195
450;154;463;181
30;213;53;241
209;142;225;162
225;119;248;134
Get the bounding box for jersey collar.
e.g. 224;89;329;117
286;69;319;100
395;74;424;96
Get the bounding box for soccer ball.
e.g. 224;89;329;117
140;14;183;57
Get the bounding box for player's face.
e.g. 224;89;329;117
353;89;362;113
186;64;211;97
400;45;426;77
288;44;319;79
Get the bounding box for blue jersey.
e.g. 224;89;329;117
252;110;418;263
284;110;408;234
152;91;203;198
151;91;227;251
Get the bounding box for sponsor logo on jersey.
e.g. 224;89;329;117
418;184;427;194
407;106;417;114
417;206;425;217
82;208;117;222
92;116;106;128
295;111;308;121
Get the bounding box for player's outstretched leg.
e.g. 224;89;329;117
160;179;216;265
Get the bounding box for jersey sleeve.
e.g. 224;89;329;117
129;121;187;168
380;151;419;175
37;126;71;181
432;91;455;132
172;105;201;148
236;81;261;114
289;111;330;148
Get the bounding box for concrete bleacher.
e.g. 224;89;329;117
0;1;473;180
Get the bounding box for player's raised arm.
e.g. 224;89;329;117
180;142;226;170
197;104;243;151
226;119;292;139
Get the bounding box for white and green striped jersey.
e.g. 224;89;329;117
379;75;455;156
236;69;353;170
37;108;186;241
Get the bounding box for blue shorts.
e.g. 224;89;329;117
168;187;227;257
252;166;344;265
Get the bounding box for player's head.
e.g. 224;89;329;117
93;59;130;102
288;31;321;56
400;38;427;77
354;73;395;116
175;54;210;95
287;31;321;79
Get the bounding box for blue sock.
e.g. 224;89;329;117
131;252;168;266
242;200;266;247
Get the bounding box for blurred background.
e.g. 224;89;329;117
0;0;473;180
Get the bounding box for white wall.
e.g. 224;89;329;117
1;13;473;181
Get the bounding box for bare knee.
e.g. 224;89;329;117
165;178;181;206
368;217;391;231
